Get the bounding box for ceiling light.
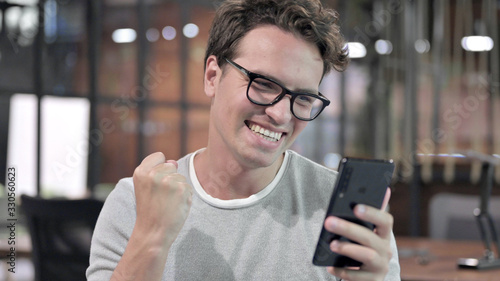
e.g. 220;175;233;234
162;26;176;40
112;28;136;43
461;36;494;52
415;39;431;54
183;23;199;39
375;40;393;55
146;28;160;42
346;42;366;58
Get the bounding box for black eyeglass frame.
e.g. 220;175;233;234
224;58;330;121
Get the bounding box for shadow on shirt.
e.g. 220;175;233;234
175;228;236;280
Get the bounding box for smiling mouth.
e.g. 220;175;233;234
246;122;283;142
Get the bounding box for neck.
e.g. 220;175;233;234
193;148;284;200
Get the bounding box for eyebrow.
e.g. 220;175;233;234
250;68;320;95
227;58;320;95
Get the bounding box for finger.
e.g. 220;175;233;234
324;216;375;246
327;266;378;281
166;159;178;169
139;152;166;169
329;239;384;270
354;204;394;239
134;154;180;187
324;214;392;263
144;163;187;190
381;187;391;211
151;161;178;175
181;182;194;202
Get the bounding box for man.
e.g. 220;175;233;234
87;0;400;280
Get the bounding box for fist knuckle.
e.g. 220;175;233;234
160;175;174;187
133;166;142;176
164;180;187;194
133;166;147;179
365;251;378;265
338;270;350;280
166;173;186;185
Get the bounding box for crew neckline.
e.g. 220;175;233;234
188;148;289;209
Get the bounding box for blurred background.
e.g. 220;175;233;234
0;0;500;280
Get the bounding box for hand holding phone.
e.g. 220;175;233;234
312;157;395;267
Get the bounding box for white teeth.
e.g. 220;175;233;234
248;123;283;142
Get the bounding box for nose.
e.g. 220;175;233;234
264;96;293;124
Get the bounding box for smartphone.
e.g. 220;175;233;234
312;157;395;267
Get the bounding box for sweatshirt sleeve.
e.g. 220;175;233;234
86;178;136;281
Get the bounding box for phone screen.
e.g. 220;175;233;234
312;157;395;267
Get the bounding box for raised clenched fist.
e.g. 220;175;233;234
132;152;193;247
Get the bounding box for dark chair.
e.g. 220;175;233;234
21;195;104;281
429;192;500;240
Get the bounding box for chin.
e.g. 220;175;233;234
239;148;284;169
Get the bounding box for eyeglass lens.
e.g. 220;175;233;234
248;77;324;120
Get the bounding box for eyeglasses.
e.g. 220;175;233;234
224;58;330;121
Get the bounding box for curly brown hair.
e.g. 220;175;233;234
204;0;349;76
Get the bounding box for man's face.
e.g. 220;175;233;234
205;25;324;169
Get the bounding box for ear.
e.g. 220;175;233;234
204;55;220;98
